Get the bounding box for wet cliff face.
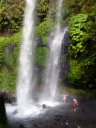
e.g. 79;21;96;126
60;30;70;82
61;30;70;54
0;90;15;103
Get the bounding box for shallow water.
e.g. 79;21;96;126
6;96;96;128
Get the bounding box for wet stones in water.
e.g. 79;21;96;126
42;104;46;109
19;124;25;128
77;124;81;128
65;120;69;126
81;108;85;113
54;115;62;121
33;123;39;128
13;110;17;115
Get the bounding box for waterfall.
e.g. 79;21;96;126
5;0;68;118
41;0;68;102
16;0;36;112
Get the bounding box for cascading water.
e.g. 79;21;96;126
41;0;68;102
16;0;36;112
6;0;44;117
5;0;68;119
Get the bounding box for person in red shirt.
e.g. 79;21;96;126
72;101;76;112
72;98;78;112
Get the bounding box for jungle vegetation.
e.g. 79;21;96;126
0;0;96;96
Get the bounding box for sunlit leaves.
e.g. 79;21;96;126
69;14;93;57
36;18;55;45
35;47;49;66
0;0;24;32
68;13;96;88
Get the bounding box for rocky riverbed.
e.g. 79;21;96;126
6;95;96;128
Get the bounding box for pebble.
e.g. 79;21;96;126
65;120;69;126
77;124;81;128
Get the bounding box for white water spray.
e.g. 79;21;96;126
16;0;36;112
41;0;68;101
5;0;67;118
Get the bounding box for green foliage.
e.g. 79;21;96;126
68;14;96;89
0;0;96;92
68;59;84;85
0;0;24;32
0;31;21;65
36;18;55;45
0;66;17;91
69;14;93;57
61;54;67;63
63;0;96;17
0;32;21;90
35;47;49;66
3;47;19;69
3;51;14;68
63;0;96;90
62;0;81;21
68;56;96;88
0;124;3;128
66;87;96;99
62;0;96;30
35;0;50;23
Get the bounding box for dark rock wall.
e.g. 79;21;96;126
0;90;15;103
0;95;8;128
60;30;70;82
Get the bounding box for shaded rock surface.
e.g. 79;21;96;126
60;30;70;81
0;95;9;128
0;90;15;103
3;44;15;53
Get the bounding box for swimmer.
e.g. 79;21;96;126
62;93;68;104
73;99;78;104
72;99;78;112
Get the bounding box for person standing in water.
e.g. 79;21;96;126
72;99;78;112
62;93;68;104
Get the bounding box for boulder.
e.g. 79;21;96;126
0;90;16;103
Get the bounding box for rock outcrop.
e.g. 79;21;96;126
0;90;15;103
